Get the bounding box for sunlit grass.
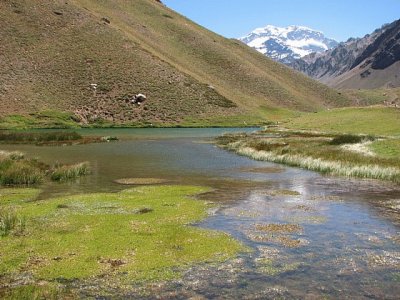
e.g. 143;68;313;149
285;107;400;136
217;130;400;183
0;186;245;285
0;150;90;185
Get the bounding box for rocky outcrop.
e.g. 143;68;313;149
352;19;400;70
290;19;400;88
290;27;385;83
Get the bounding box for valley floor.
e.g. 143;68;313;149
217;106;400;183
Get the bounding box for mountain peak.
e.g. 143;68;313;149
240;25;338;64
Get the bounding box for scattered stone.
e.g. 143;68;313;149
101;136;118;142
99;258;126;268
101;17;110;24
131;93;147;104
53;11;63;16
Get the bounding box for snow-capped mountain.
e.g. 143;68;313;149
240;25;338;64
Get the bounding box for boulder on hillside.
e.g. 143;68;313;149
131;93;147;104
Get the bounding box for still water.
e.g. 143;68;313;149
1;128;399;299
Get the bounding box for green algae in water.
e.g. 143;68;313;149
267;190;301;197
114;178;169;185
255;258;302;276
0;186;245;285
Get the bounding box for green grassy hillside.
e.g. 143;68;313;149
0;0;349;127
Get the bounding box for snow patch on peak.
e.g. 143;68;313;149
240;25;338;64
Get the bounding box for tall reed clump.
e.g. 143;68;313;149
0;209;26;237
0;151;44;185
0;131;82;143
50;162;91;182
329;134;375;145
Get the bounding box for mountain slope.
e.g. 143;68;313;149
240;25;338;64
291;20;400;89
0;0;349;126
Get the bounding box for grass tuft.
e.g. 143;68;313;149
0;160;44;185
0;131;82;143
329;134;375;145
0;209;26;237
0;150;90;185
50;162;90;182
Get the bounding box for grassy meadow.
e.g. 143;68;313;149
0;186;245;298
284;107;400;136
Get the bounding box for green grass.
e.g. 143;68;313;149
0;111;80;130
0;153;46;185
285;107;400;136
217;130;400;183
0;186;245;289
344;88;400;106
370;139;400;158
0;209;26;237
0;284;65;300
0;131;82;143
50;162;91;181
0;150;90;186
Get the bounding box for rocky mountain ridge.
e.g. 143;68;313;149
290;20;400;89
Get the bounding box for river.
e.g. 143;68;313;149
1;128;399;299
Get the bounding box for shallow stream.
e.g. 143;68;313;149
1;128;399;299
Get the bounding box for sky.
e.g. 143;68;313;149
162;0;400;42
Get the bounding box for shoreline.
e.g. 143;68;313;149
216;129;400;184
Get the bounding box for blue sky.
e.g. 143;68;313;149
162;0;400;42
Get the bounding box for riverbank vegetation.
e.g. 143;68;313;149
0;151;90;185
216;130;400;183
0;130;117;146
0;186;245;298
216;106;400;183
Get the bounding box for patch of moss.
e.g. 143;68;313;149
0;186;245;284
114;178;168;185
